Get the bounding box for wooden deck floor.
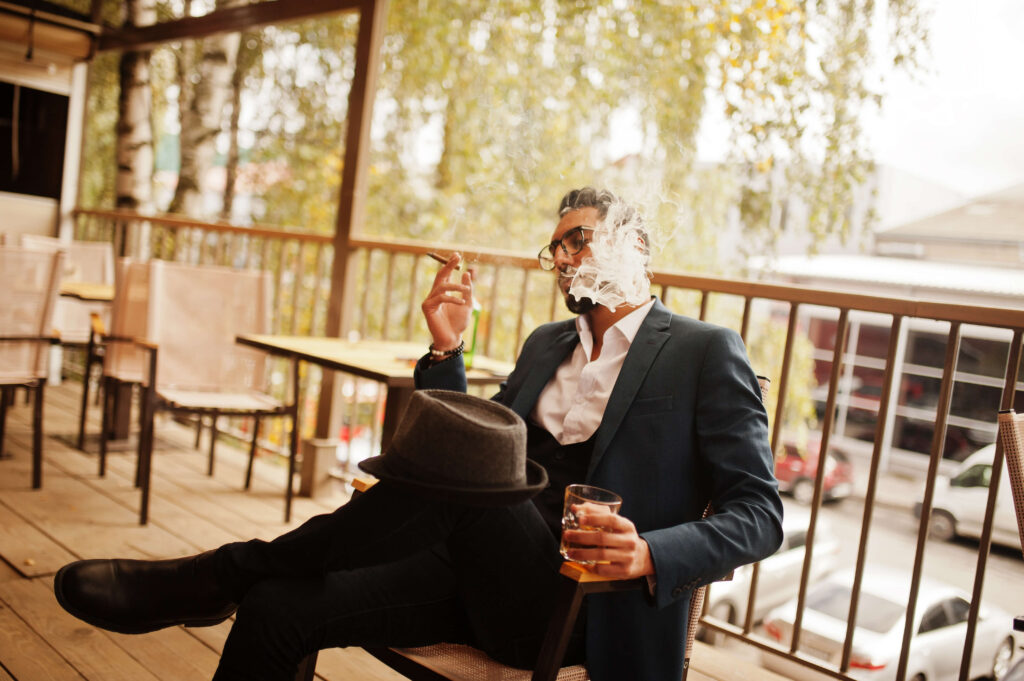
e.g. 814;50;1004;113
0;381;785;681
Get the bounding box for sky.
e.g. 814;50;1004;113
864;0;1024;198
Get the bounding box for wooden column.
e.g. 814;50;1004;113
305;0;388;493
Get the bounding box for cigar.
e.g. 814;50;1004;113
426;252;461;270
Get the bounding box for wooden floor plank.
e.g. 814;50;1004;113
0;502;77;578
0;578;161;681
0;593;87;681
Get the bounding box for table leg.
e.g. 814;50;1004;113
380;387;414;453
110;381;133;440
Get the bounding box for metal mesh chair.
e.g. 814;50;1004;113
97;259;299;525
0;246;63;488
18;235;116;450
996;409;1024;632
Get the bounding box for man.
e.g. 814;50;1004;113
53;187;782;681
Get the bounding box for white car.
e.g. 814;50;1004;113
761;567;1017;681
915;444;1020;550
700;508;841;641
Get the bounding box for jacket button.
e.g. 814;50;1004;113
672;587;683;598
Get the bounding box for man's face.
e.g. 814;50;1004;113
549;207;599;315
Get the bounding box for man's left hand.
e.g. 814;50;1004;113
562;506;655;579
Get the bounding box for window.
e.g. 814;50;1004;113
951;464;991;489
947;598;971;625
0;82;69;199
918;603;951;634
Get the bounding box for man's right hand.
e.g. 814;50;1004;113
421;252;474;353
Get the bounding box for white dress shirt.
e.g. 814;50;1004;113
530;299;655;444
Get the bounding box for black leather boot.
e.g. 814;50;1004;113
53;549;238;634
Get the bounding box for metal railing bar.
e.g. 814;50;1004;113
898;322;962;681
514;268;530;357
841;314;905;672
290;241;305;335
404;255;422;341
958;328;1023;681
740;296;752;343
790;308;849;653
382;250;397;340
770;302;799;454
358;249;372;339
485;266;501;358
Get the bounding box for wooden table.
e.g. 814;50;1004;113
59;281;114;302
236;334;514;470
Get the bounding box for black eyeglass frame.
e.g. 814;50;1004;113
537;226;594;270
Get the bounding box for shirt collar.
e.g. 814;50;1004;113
575;297;655;359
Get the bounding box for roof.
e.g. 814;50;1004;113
753;254;1024;300
877;183;1024;244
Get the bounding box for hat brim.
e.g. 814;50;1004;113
357;456;549;507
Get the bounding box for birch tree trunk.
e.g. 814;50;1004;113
169;0;243;218
115;0;156;257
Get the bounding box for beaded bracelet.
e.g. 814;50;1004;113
429;340;465;358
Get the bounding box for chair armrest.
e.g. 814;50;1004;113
0;335;60;345
89;311;107;337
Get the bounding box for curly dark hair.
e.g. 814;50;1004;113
557;187;650;264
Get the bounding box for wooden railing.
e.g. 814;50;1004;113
74;207;1024;681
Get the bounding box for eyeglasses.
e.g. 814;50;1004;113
538;226;593;271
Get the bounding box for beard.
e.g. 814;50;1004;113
558;267;598;315
565;293;597;315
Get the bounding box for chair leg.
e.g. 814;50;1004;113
31;379;45;489
531;573;587;681
137;383;156;526
244;417;260;490
207;414;218;476
0;386;9;459
294;651;318;681
77;334;98;451
194;415;204;449
285;358;300;523
98;376;113;476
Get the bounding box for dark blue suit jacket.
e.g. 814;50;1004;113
415;298;783;681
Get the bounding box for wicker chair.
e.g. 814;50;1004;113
292;375;772;681
996;409;1024;633
18;235;115;451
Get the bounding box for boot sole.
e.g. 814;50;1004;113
53;564;235;635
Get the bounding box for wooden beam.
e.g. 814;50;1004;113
96;0;362;53
0;14;95;60
314;0;388;441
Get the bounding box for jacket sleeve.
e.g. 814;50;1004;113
640;327;784;609
413;354;467;392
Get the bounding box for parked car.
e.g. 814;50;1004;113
1006;657;1024;681
699;508;841;643
775;436;855;505
761;567;1017;681
913;444;1020;550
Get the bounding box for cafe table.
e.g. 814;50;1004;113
235;334;515;476
59;281;114;302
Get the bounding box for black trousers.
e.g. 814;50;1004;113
210;483;584;680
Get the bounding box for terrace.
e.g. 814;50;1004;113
2;1;1024;680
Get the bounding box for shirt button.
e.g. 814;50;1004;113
672;587;683;598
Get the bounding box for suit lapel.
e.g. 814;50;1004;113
588;300;672;479
508;323;579;418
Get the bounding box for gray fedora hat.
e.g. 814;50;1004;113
358;390;548;506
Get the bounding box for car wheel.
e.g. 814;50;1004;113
992;637;1014;680
792;478;815;505
927;510;956;542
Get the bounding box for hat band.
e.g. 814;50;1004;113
385;442;526;488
